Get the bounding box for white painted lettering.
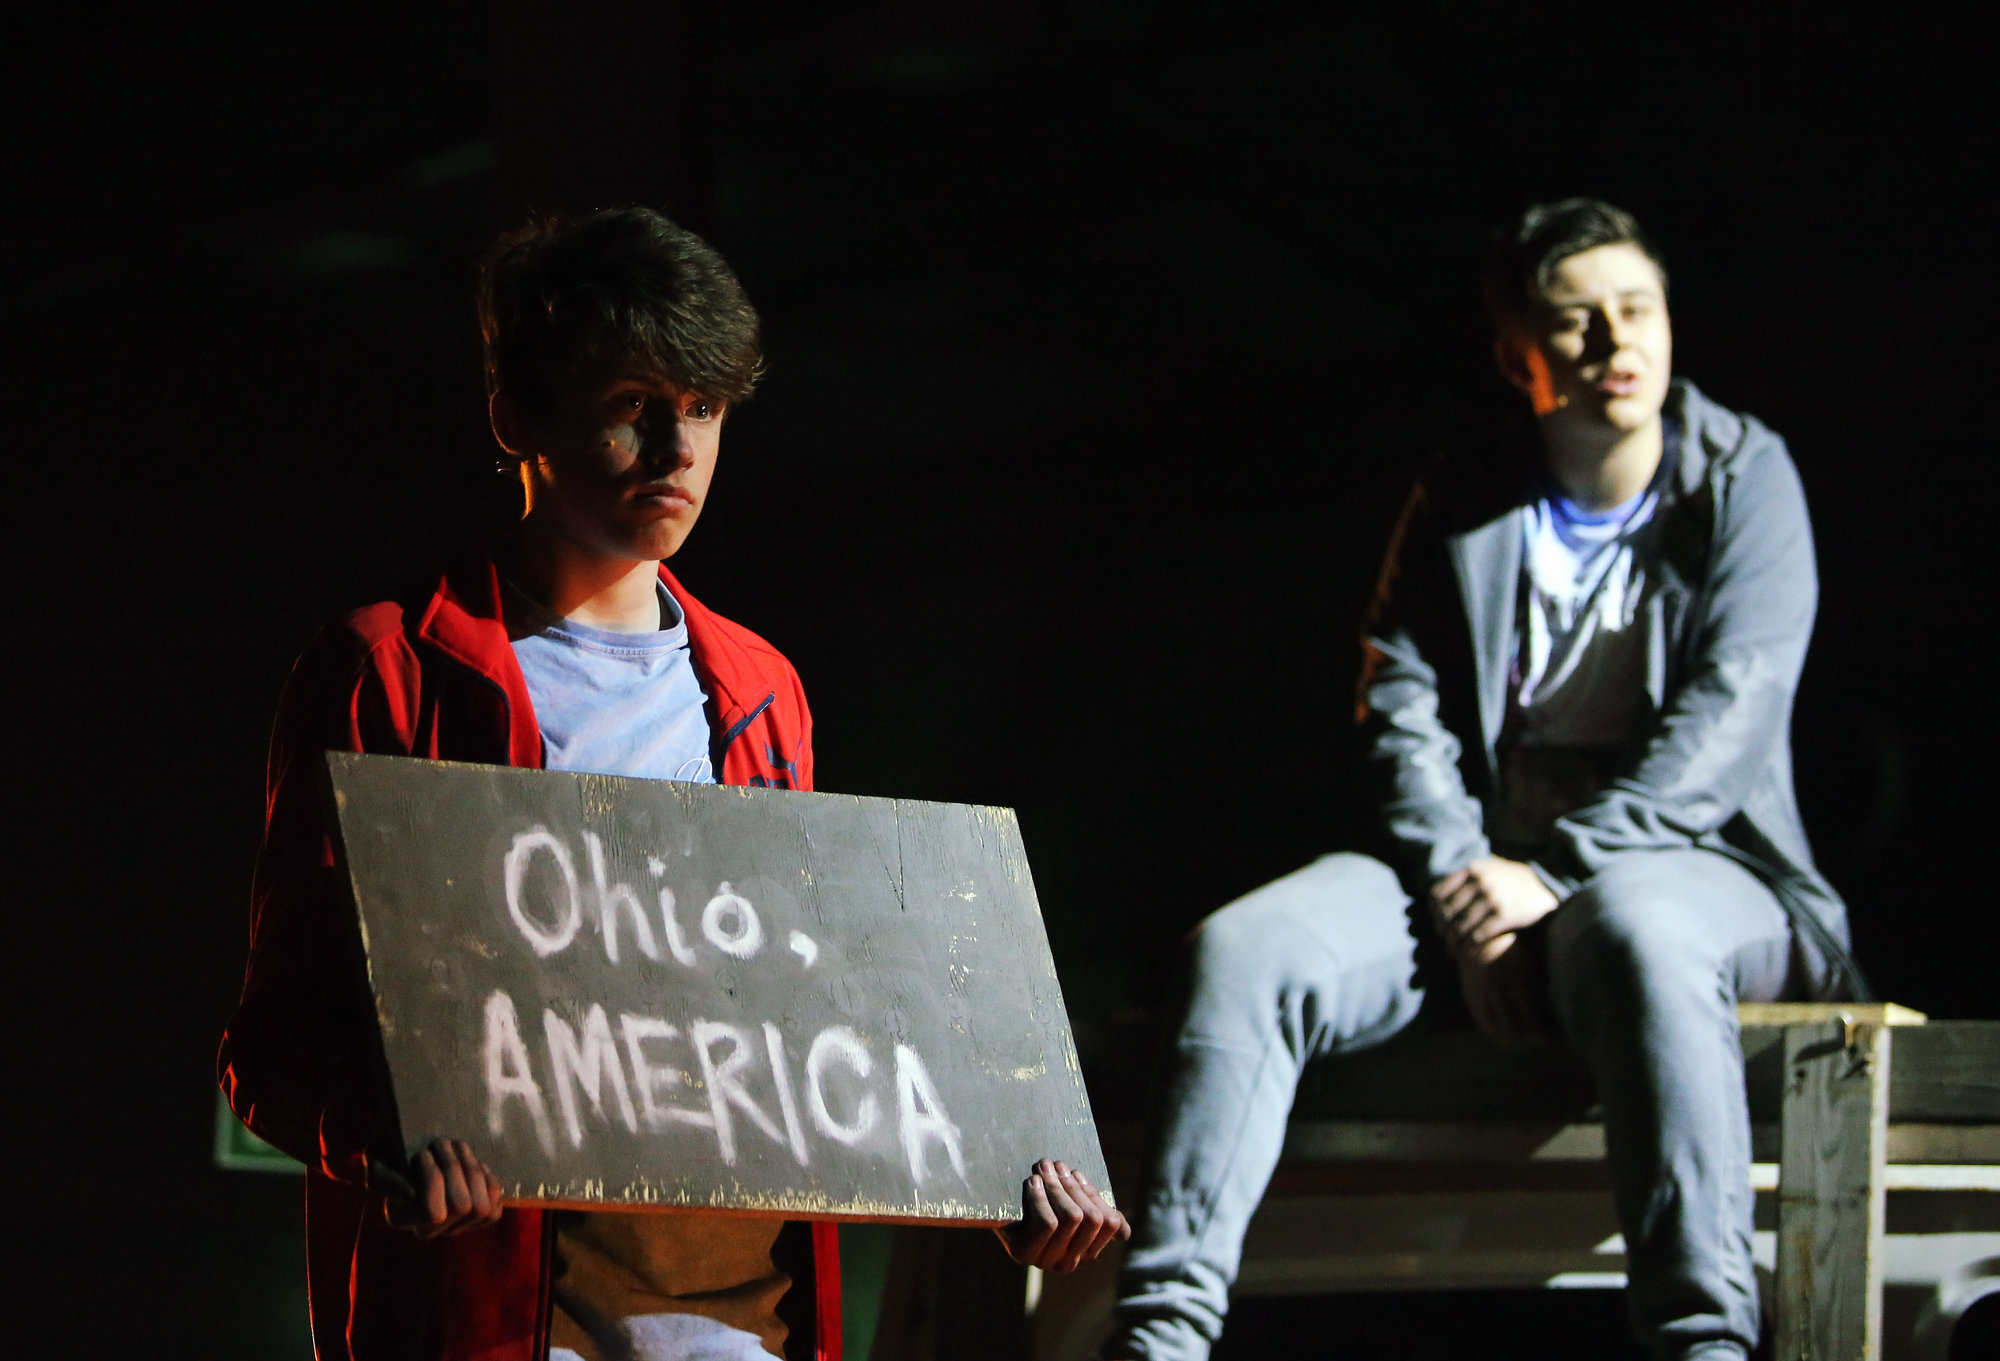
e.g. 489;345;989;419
701;882;764;958
618;1013;714;1133
762;1023;810;1165
644;857;700;963
583;831;661;965
482;990;555;1157
656;885;699;965
504;827;582;957
543;1004;639;1147
690;1019;787;1165
894;1043;967;1186
788;930;819;967
805;1026;879;1147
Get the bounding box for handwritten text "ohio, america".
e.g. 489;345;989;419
482;825;967;1190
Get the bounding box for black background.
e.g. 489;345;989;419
10;1;1995;1352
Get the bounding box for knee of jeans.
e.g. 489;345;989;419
1185;898;1295;995
1184;855;1400;992
1551;876;1717;986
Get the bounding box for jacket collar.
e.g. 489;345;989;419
1446;384;1701;766
1448;512;1521;771
413;556;544;766
408;550;773;770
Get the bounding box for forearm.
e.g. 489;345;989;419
219;989;390;1181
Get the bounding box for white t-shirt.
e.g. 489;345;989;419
1493;463;1669;854
505;578;780;1361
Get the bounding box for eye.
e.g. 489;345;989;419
685;399;719;422
608;391;646;421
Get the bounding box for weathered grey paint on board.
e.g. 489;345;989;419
326;751;1107;1224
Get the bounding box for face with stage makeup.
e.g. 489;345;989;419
493;356;727;565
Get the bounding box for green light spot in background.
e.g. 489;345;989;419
214;1089;303;1174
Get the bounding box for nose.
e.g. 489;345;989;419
1580;308;1618;363
635;405;692;471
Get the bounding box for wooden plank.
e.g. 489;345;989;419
1742;1022;2000;1126
1777;1018;1890;1361
1278;1119;1999;1168
1291;1028;1596;1122
325;751;1107;1224
1736;1002;1927;1028
1291;1015;1998;1127
1885;1023;2000;1122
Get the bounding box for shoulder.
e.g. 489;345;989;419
662;569;803;685
291;598;423;688
1668;382;1815;583
1672;379;1797;492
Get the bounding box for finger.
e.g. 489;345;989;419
1450;897;1496;946
1465;902;1520;949
1037;1164;1087;1269
460;1151;497;1225
1433;880;1470;921
460;1146;504;1226
417;1147;449;1231
481;1169;506;1225
1088;1172;1132;1244
446;1141;481;1221
1067;1173;1123;1267
1004;1171;1057;1264
1439;879;1487;924
1053;1166;1109;1272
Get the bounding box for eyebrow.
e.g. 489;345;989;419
1546;287;1662;307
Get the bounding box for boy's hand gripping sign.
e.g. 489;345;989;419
325;752;1109;1223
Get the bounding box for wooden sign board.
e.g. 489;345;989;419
325;752;1107;1225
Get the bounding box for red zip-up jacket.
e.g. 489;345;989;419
218;554;840;1361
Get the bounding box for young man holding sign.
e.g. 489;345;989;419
220;207;1125;1361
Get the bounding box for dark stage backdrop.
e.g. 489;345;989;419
11;2;1995;1353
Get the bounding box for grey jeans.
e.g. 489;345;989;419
1108;850;1798;1361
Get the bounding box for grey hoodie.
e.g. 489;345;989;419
1356;378;1861;998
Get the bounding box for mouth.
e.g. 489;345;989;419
1595;370;1642;397
631;483;695;511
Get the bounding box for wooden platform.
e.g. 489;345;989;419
1022;1005;2000;1361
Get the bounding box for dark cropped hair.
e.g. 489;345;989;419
478;207;764;416
1482;198;1667;328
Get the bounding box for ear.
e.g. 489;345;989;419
489;391;532;461
1493;331;1561;417
1492;330;1532;393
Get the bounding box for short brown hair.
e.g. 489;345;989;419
1482;198;1667;329
477;207;764;416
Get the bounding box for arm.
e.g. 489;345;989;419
1534;431;1817;890
1355;483;1492;887
216;620;415;1185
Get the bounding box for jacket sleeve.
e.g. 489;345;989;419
216;618;419;1185
1356;482;1492;889
790;662;815;794
1535;431;1818;890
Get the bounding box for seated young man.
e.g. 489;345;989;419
219;207;1126;1361
1104;199;1863;1361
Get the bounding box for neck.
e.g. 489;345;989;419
509;513;662;632
1538;411;1665;511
